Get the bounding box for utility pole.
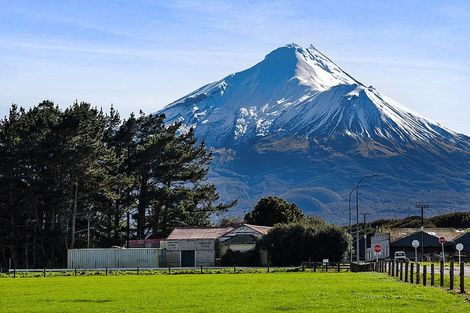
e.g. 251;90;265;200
126;211;130;248
415;202;430;262
362;212;371;261
87;214;91;248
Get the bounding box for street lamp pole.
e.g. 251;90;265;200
349;185;366;263
355;174;378;263
348;189;354;263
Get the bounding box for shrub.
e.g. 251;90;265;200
221;249;260;266
260;221;351;266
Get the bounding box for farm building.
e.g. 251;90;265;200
219;224;271;254
67;248;163;269
160;224;272;267
161;227;233;267
453;232;470;255
367;228;465;261
219;224;272;265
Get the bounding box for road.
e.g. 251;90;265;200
445;263;470;277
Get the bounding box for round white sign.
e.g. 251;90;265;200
412;240;420;248
456;243;464;252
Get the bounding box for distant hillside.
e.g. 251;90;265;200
367;212;470;230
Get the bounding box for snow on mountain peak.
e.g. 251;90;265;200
159;44;468;151
263;43;358;91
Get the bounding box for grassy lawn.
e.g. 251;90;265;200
0;272;468;313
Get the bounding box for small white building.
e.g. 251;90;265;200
161;227;233;267
219;224;272;264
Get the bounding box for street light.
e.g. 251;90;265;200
349;185;367;263
355;174;378;263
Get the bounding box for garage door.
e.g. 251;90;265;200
181;250;195;267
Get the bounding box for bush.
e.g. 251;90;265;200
260;221;351;266
221;249;260;266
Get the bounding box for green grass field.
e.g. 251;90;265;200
0;272;468;313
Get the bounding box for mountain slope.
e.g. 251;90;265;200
159;44;470;221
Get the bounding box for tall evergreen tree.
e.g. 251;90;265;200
0;102;234;269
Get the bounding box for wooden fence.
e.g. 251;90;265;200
373;259;466;294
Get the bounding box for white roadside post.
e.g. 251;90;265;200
456;243;464;265
412;240;419;266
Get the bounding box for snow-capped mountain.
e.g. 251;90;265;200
159;44;470;221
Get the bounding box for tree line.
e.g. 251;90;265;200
0;101;234;269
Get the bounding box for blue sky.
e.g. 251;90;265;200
1;0;469;134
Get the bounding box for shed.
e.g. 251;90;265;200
453;232;470;255
219;224;272;265
161;227;232;267
219;224;272;255
67;248;162;269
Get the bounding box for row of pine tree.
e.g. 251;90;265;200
0;101;234;269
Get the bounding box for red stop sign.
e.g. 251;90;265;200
439;237;446;244
374;244;382;253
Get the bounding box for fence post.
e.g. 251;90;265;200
13;267;16;278
168;266;170;275
200;265;203;274
137;267;139;275
449;260;454;290
233;265;236;273
399;261;403;281
440;260;444;287
410;263;414;284
392;260;395;276
430;263;434;286
267;261;270;273
74;268;77;276
460;262;465;294
423;265;427;286
416;263;420;284
337;263;340;272
396;261;400;277
43;268;46;278
405;261;409;282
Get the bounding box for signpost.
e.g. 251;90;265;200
439;237;446;264
456;243;464;265
412;240;419;264
374;244;381;262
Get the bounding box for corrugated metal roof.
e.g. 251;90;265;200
243;224;272;235
166;227;233;240
220;234;258;245
380;228;463;243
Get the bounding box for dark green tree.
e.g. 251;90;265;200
115;112;235;238
260;220;351;266
244;196;304;226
